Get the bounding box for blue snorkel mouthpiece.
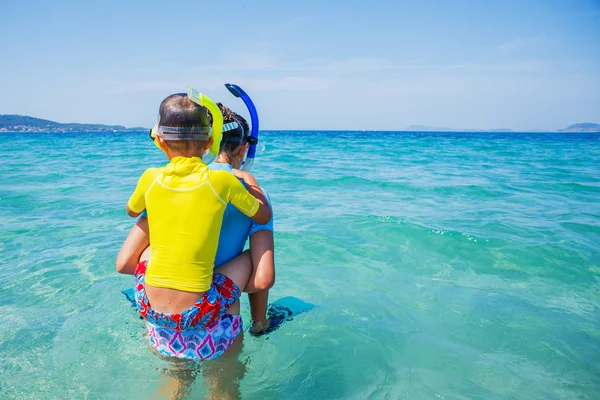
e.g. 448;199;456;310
225;83;259;171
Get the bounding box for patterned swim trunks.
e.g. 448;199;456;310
147;315;242;360
134;261;241;330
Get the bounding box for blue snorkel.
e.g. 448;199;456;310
225;83;259;172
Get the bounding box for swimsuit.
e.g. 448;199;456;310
134;261;240;330
147;315;242;361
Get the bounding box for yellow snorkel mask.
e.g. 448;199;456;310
149;88;223;164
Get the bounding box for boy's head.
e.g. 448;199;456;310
207;103;249;168
156;93;212;155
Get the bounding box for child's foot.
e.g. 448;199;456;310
249;317;285;337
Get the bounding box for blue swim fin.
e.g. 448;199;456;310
251;296;317;337
121;288;136;307
268;296;317;319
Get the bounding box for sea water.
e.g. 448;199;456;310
1;131;599;399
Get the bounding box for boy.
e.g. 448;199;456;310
126;92;271;331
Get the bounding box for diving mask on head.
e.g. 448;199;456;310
224;83;259;172
149;88;223;164
221;120;247;144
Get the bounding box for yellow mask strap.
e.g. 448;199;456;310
188;87;223;157
150;124;162;150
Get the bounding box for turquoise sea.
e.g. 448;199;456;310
1;130;599;399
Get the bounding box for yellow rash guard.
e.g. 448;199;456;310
127;156;259;292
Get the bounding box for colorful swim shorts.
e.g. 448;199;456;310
147;315;242;361
134;261;241;330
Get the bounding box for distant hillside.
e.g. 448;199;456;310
0;114;146;132
559;123;600;132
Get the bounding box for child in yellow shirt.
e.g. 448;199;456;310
127;91;271;331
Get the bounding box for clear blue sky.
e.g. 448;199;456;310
1;0;598;130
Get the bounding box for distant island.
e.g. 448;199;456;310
406;123;599;133
0;114;146;132
2;114;598;133
558;123;600;132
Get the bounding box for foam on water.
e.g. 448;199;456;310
1;131;599;399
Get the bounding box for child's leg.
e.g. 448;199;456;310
203;332;246;400
214;250;253;294
248;290;269;329
214;251;253;315
139;245;151;263
247;230;276;333
156;358;197;400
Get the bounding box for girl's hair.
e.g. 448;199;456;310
210;103;250;154
158;93;210;152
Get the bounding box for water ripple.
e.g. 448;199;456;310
1;131;599;399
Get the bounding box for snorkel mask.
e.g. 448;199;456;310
149;88;223;164
224;83;259;172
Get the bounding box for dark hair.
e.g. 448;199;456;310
158;93;210;152
209;103;249;154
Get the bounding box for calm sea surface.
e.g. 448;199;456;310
1;131;599;399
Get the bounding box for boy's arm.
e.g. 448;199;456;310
126;204;142;218
232;169;272;224
224;170;271;225
126;168;158;218
116;216;150;274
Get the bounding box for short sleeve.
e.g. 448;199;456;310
249;188;273;236
127;168;160;214
224;173;259;218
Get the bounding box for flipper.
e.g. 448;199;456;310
267;296;316;319
121;288;136;307
250;296;317;336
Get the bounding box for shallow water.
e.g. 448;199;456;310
1;131;599;399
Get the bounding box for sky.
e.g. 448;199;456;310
0;0;599;131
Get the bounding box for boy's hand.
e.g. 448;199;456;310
232;168;250;181
232;169;271;224
232;169;259;187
